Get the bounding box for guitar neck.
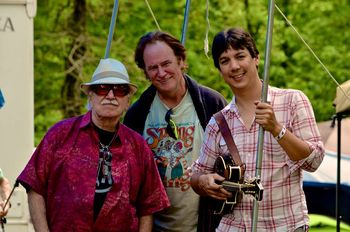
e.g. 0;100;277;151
222;180;243;192
222;179;264;201
222;181;259;193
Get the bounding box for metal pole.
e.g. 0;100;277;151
251;0;274;231
180;0;191;46
336;114;342;232
104;0;119;59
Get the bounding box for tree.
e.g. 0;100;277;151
33;0;350;144
61;0;87;118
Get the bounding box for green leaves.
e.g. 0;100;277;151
34;0;350;144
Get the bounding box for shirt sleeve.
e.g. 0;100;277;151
136;141;170;216
17;126;59;196
286;90;325;173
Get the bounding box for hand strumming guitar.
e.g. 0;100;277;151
192;172;232;200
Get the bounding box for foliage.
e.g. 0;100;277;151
33;0;350;145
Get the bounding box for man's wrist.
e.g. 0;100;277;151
274;125;286;141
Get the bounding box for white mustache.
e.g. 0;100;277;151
101;100;119;106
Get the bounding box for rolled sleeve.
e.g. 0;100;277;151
287;90;325;173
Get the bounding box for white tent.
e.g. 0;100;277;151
303;150;350;185
303;117;350;224
333;79;350;115
304;118;350;185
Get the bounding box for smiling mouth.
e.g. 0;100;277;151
157;76;171;83
230;72;244;80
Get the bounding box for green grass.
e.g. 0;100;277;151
309;214;350;232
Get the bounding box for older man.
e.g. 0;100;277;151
18;58;170;232
124;31;227;232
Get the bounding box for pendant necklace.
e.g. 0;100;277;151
99;131;117;152
96;131;117;187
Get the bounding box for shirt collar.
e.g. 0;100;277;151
79;111;93;129
228;85;272;113
80;111;125;145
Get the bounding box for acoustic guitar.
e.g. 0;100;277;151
213;155;264;215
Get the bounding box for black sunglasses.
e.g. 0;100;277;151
91;84;130;97
165;109;179;140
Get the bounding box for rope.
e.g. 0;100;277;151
275;3;350;102
144;0;161;31
204;0;210;58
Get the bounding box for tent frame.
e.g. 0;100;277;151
334;111;350;232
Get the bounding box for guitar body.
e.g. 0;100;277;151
210;112;263;219
213;155;243;215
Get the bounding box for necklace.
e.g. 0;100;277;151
99;131;117;151
96;130;117;187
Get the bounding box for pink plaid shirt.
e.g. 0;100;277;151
193;86;325;232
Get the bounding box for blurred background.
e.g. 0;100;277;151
1;0;349;231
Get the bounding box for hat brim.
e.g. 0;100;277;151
81;77;137;95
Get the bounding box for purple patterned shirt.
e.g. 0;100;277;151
18;111;170;232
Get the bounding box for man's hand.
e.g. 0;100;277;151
0;177;10;217
197;173;232;200
254;101;282;136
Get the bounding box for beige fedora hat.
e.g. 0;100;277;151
81;58;137;95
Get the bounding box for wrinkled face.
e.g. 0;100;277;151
143;41;185;95
88;84;130;122
218;46;259;91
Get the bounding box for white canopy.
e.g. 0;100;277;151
303;118;350;185
334;79;350;114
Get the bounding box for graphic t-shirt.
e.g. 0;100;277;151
144;91;203;232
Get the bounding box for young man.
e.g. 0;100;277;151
191;28;325;231
124;31;227;232
18;58;170;232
